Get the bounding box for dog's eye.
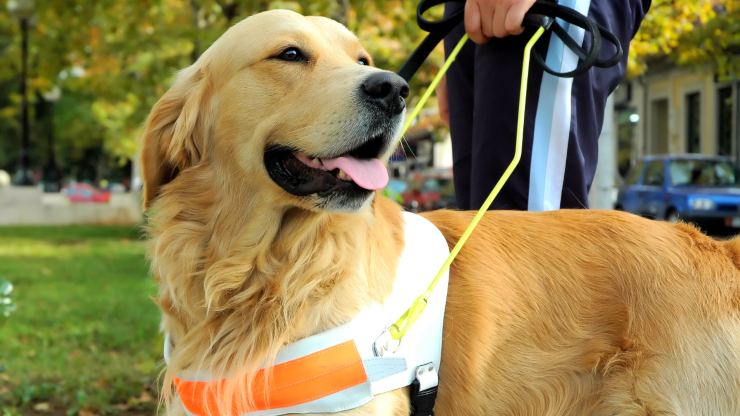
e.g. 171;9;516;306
358;57;370;66
276;47;307;62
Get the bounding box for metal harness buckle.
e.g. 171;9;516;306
410;362;439;416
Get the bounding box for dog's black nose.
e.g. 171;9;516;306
361;72;409;115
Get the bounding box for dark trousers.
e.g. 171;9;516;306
444;0;650;210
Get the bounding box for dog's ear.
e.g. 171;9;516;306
140;65;213;209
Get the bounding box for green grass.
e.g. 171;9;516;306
0;226;161;415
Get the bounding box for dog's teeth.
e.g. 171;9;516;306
338;170;351;181
310;158;325;169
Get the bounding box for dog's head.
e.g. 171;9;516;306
141;9;408;213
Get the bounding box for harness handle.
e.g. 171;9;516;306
397;0;623;82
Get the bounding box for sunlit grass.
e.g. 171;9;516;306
0;226;161;415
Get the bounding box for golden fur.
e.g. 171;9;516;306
141;10;740;415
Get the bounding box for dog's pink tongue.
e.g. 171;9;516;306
322;157;388;190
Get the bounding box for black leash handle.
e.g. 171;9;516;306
398;0;623;82
398;0;463;82
528;1;601;77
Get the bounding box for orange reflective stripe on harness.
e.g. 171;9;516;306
174;340;368;416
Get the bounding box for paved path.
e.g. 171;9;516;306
0;186;142;225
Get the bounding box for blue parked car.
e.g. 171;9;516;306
616;155;740;230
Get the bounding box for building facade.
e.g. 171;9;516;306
619;65;738;165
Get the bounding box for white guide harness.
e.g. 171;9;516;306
166;211;450;415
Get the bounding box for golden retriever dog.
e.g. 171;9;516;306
141;9;740;416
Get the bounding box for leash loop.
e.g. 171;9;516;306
398;0;465;81
398;0;623;82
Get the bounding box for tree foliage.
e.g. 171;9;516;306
1;0;734;176
0;0;444;178
628;0;738;78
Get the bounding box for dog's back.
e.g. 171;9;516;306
423;209;739;415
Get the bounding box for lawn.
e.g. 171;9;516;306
0;226;161;415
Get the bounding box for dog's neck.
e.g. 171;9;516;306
148;169;403;376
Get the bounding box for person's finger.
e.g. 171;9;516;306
491;2;510;38
505;0;536;35
479;2;495;39
465;0;488;44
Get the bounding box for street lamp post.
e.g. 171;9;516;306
7;0;35;186
41;86;61;192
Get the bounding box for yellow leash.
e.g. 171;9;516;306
389;26;546;342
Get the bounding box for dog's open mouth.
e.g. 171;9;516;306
264;135;389;197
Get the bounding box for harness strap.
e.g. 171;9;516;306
410;363;439;416
175;341;367;415
168;212;450;416
174;341;410;416
410;383;438;416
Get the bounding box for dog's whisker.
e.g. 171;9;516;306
399;136;415;159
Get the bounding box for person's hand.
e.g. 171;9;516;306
437;75;449;125
464;0;537;44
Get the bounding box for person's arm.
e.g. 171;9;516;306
464;0;537;44
438;0;537;125
437;75;450;125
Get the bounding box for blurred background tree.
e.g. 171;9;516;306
0;0;735;185
628;0;738;79
0;0;444;185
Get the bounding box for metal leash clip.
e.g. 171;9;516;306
373;326;402;357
